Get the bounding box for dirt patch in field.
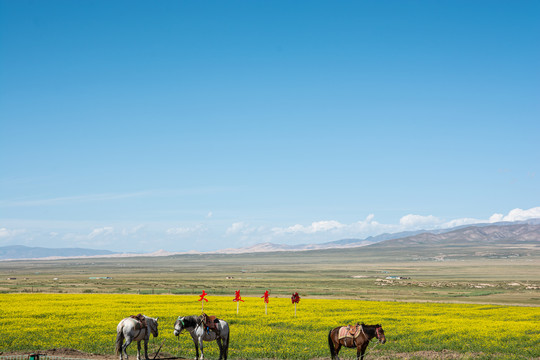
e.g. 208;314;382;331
0;349;114;360
0;349;184;360
0;349;527;360
309;350;490;359
371;349;486;359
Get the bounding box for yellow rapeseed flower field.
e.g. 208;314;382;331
0;294;538;359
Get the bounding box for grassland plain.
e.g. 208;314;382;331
0;294;538;360
1;255;539;305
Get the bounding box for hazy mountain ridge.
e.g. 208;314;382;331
371;223;540;248
0;245;116;260
361;223;540;261
218;229;457;254
2;219;539;260
221;219;540;254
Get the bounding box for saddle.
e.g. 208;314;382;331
348;324;361;336
200;313;220;335
130;314;147;329
338;323;362;340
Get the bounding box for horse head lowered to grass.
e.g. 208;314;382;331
174;313;230;360
115;314;158;360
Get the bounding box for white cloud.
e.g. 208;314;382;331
121;225;145;236
0;228;10;238
399;214;440;228
0;227;26;238
166;224;205;236
273;220;344;235
2;206;538;252
348;215;388;234
489;213;504;222
226;222;245;234
226;222;260;235
166;227;190;235
269;207;540;245
272;214;390;238
311;220;344;232
492;207;540;222
441;217;482;228
88;226;114;239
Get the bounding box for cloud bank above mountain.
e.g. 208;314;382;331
3;207;539;252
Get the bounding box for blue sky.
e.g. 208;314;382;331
1;1;539;252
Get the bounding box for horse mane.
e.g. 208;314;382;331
144;316;157;325
361;324;380;337
182;315;201;328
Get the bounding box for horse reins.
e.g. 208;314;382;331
366;326;383;356
353;326;382;357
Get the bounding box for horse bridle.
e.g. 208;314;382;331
359;325;382;341
358;326;383;358
175;317;186;338
375;326;382;341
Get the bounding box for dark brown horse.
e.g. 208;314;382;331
328;323;386;360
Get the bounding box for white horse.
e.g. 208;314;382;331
116;315;159;360
174;315;230;360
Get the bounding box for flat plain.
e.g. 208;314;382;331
1;246;539;359
1;246;538;305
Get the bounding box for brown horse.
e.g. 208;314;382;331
328;323;386;360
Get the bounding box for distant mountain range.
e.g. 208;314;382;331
217;219;540;254
1;219;539;260
0;245;117;260
363;221;540;260
372;223;540;248
215;230;429;254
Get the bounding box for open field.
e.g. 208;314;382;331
1;293;539;360
1;248;539;305
1;249;539;359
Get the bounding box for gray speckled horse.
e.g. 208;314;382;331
115;315;159;360
174;315;230;360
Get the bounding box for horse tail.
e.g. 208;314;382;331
328;329;336;359
115;328;124;355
